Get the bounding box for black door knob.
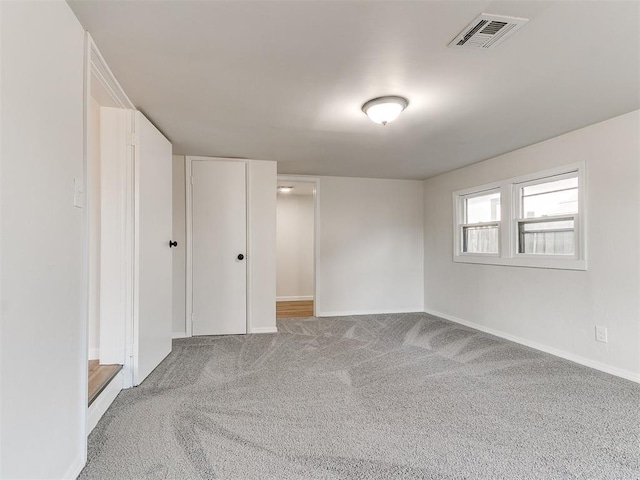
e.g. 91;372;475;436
237;254;245;260
169;240;177;248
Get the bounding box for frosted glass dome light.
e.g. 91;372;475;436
362;96;409;125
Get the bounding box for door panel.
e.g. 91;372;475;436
135;111;173;384
192;160;247;335
99;106;128;365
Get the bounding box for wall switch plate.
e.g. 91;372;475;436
595;326;608;343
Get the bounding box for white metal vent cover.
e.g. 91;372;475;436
449;13;529;49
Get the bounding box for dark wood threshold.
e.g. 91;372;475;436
88;360;123;406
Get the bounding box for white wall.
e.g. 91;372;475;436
423;110;640;381
172;155;186;335
174;171;423;324
316;176;424;316
1;1;87;478
276;193;314;300
247;160;278;332
88;97;101;360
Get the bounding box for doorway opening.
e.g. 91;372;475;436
276;178;318;319
85;64;125;407
83;37;138;436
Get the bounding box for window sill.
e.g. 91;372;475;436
453;254;587;271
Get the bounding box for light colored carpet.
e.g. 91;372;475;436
80;313;640;479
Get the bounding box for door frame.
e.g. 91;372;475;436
82;32;136;450
185;156;251;337
84;34;136;389
276;175;321;317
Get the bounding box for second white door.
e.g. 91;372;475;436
192;159;247;335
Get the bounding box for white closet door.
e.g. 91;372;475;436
192;160;247;336
134;111;173;385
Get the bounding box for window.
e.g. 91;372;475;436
453;163;585;270
516;174;578;256
460;190;500;254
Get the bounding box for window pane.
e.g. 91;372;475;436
463;225;499;254
518;219;575;255
521;177;578;218
465;192;500;223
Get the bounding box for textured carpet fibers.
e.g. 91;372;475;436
80;313;640;479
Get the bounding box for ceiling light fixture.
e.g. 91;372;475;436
277;186;293;193
361;96;409;125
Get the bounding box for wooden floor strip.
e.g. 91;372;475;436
276;300;314;318
88;360;123;406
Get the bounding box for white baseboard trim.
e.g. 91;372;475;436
276;296;314;301
88;348;100;360
172;332;188;339
250;326;278;334
63;452;86;480
87;371;123;435
424;308;640;384
316;307;423;318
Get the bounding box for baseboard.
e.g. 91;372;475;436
276;296;314;301
316;307;423;317
250;326;278;334
63;452;86;480
88;348;100;360
424;308;640;384
87;371;123;435
172;332;188;339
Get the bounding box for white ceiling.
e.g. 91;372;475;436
69;1;639;180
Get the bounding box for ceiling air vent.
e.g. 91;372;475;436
448;13;529;49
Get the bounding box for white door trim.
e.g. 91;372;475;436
82;32;136;461
86;371;124;435
88;35;135;110
185;156;251;337
86;34;136;390
276;175;321;317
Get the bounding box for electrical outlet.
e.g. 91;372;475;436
595;326;608;343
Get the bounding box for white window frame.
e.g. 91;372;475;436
455;187;502;258
452;162;586;271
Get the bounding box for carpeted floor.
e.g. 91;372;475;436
80;313;640;479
